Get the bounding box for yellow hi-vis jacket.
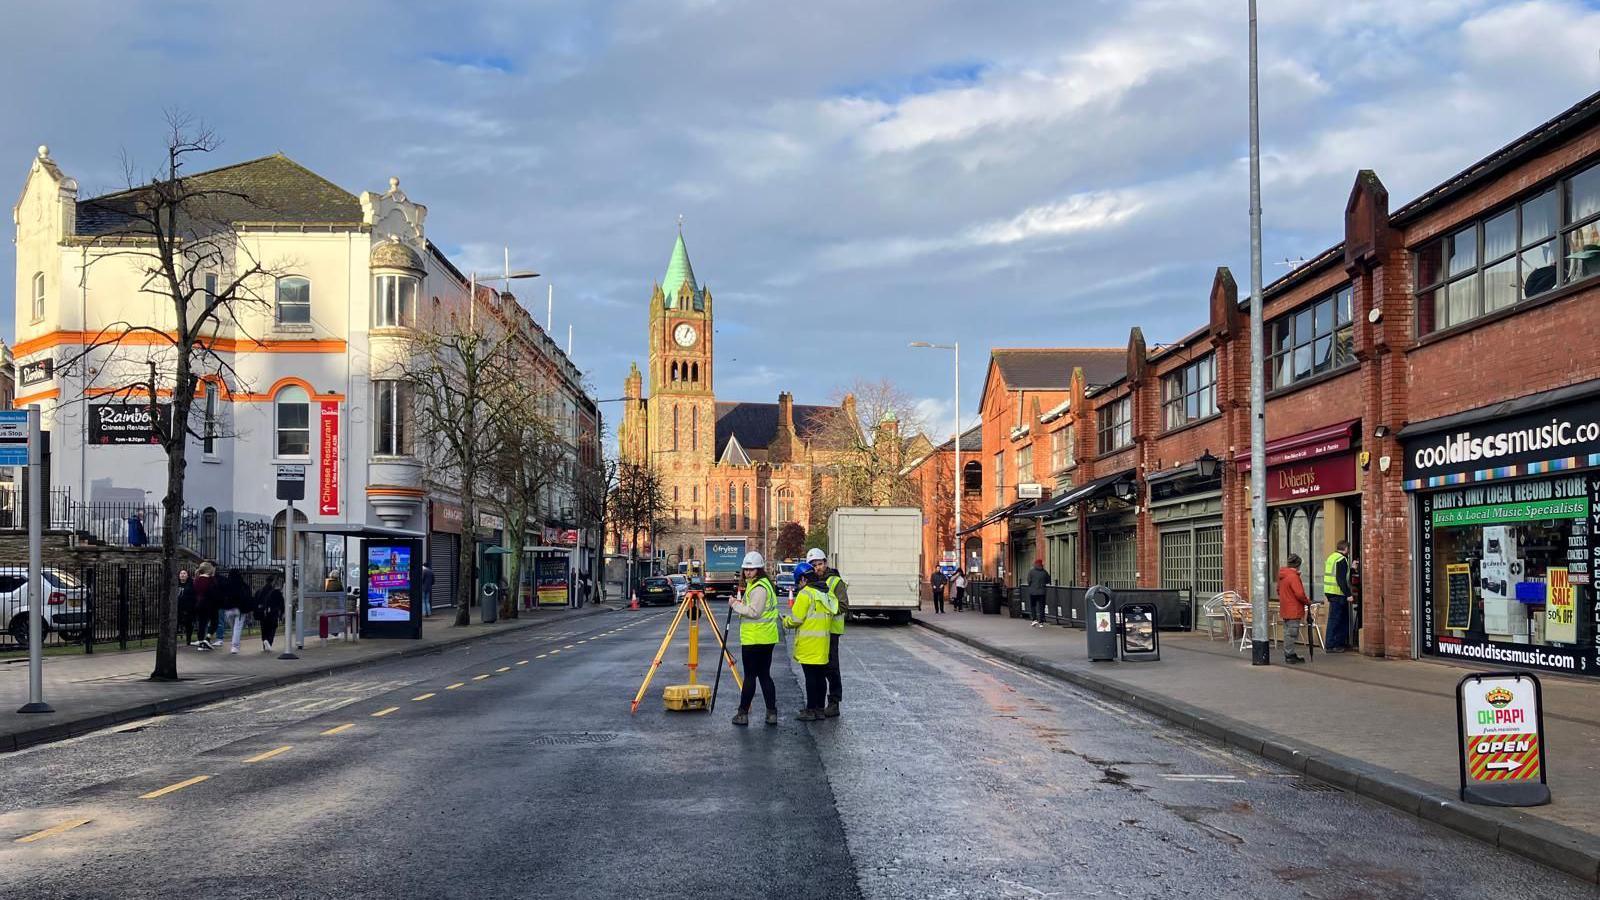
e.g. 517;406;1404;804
1324;551;1347;599
737;577;780;646
824;573;847;635
784;584;838;665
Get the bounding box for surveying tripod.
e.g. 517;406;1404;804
631;589;743;713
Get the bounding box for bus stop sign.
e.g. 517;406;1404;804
1456;671;1550;807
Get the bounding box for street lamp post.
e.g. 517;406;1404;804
1247;0;1270;666
910;341;961;569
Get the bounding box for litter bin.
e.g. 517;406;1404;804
1085;585;1117;661
979;582;1003;615
480;582;500;624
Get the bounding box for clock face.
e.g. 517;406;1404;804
673;323;698;347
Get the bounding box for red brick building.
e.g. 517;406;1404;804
971;90;1600;675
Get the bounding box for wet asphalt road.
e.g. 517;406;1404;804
1;606;1593;899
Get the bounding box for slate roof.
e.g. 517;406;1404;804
935;424;983;453
714;401;839;455
991;348;1125;391
74;153;361;237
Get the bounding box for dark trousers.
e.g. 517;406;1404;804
193;607;214;644
801;663;827;710
824;634;842;704
1326;597;1353;649
260;613;281;647
932;588;945;613
181;607;196;645
1029;594;1046;623
738;643;776;711
954;587;966;610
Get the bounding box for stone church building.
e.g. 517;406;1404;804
618;232;844;565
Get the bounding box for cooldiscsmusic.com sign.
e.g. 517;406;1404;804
1404;395;1600;486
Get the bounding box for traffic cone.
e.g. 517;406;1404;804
630;591;639;610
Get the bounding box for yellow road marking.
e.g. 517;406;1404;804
496;666;511;673
140;775;210;799
321;723;355;735
412;693;436;701
445;682;466;690
473;674;491;681
244;745;294;763
371;706;400;717
516;660;528;666
15;817;93;844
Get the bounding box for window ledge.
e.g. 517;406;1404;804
1412;280;1590;349
273;323;315;334
1160;412;1223;439
1264;363;1357;402
370;325;417;337
201;454;222;465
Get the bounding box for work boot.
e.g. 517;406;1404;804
796;709;819;722
731;709;749;727
1285;653;1306;665
765;709;778;726
822;702;840;718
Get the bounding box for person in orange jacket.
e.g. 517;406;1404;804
1278;554;1310;665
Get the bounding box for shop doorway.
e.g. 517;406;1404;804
1092;527;1137;589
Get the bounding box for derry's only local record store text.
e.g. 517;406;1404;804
1403;383;1600;676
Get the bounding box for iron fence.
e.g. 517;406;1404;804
0;487;74;531
1011;584;1194;631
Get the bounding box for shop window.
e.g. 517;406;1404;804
374;274;418;328
1266;287;1353;389
1194;526;1224;596
1163;354;1217;430
1097;397;1131;454
1049;426;1074;474
274;386;311;457
1160;531;1192;593
1270;503;1324;602
276;276;311;325
963;460;982;495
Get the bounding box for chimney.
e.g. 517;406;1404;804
624;363;642;400
778;391;794;427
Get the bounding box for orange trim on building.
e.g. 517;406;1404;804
233;377;343;403
12;388;59;407
11;330;347;358
365;486;426;498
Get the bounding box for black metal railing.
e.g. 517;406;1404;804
1011;584;1194;631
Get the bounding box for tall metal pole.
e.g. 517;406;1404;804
279;498;300;659
1248;0;1271;666
953;342;962;569
18;405;50;713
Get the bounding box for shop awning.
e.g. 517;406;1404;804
295;523;425;539
1029;469;1137;519
1235;418;1360;471
958;498;1036;536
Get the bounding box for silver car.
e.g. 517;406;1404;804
2;567;91;647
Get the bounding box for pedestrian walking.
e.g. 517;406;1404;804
419;562;434;617
728;551;779;727
782;562;837;721
176;567;197;647
1323;540;1355;652
1278;554;1310;664
1026;558;1051;628
953;569;968;612
221;568;250;654
254;573;285;653
930;566;947;614
807;547;848;718
193;561;217;650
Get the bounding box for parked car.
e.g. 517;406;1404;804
775;570;795;597
2;567;91;647
637;576;676;607
666;573;689;599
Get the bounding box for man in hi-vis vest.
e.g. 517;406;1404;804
1323;539;1355;652
783;562;838;721
727;551;780;727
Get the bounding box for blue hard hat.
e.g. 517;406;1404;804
792;562;815;582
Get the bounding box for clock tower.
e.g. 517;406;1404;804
643;230;716;539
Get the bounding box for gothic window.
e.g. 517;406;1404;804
691;362;699;383
692;406;698;451
673;405;680;451
777;486;794;523
727;481;736;525
671;361;679;382
741;484;750;530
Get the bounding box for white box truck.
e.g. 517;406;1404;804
827;507;923;625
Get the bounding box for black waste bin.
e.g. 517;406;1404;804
480;582;500;624
1085;585;1117;661
979;582;1002;615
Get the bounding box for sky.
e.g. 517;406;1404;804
5;0;1600;443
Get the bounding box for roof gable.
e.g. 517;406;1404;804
714;400;839;456
718;433;752;466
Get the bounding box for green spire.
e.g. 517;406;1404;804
660;230;703;311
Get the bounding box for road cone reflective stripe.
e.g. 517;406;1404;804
630;592;639;610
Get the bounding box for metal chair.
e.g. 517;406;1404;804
1200;591;1232;641
1220;591;1253;653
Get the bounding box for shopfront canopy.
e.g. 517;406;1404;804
957;497;1037;536
295;523;425;539
1030;469;1138;519
1234;419;1359;471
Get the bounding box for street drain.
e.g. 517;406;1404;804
530;732;619;746
1289;779;1343;793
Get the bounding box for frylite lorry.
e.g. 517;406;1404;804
826;507;923;624
702;536;747;601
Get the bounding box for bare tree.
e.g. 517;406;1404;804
805;378;928;521
609;461;667;581
56;114;283;681
404;289;522;625
486;380;567;618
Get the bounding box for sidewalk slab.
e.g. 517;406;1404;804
915;610;1600;884
2;606;614;753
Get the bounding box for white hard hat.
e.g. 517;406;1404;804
741;551;766;569
805;548;826;563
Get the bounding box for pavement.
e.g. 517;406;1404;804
0;604;613;753
915;606;1600;884
2;607;1591;898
